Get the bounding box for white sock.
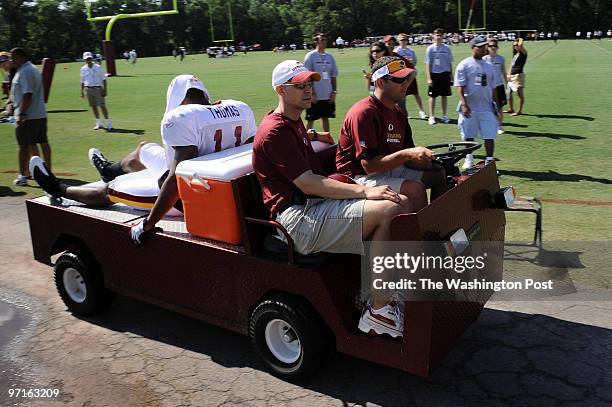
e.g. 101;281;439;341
96;119;101;125
466;153;474;160
486;156;494;161
106;119;111;125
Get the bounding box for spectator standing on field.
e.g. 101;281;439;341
425;28;454;125
364;41;391;94
505;38;527;116
454;36;498;169
10;47;51;186
394;33;427;119
335;36;345;53
80;52;112;131
483;39;507;133
129;49;137;64
304;33;338;133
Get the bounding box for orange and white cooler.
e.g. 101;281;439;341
175;143;253;244
175;141;333;244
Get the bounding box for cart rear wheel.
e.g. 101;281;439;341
249;296;325;380
54;252;115;316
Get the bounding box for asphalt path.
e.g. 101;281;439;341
1;195;612;406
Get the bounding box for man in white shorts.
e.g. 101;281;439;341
455;36;498;169
30;74;257;244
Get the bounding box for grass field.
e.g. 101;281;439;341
1;39;611;242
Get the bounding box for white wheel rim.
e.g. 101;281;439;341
264;319;301;364
63;267;87;303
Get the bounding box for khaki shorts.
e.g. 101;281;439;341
276;198;365;255
353;166;423;193
508;73;525;91
85;87;106;107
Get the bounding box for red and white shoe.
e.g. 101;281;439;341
358;303;404;337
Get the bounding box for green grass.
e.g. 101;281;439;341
1;40;611;241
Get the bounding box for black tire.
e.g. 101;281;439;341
249;295;327;380
54;251;115;316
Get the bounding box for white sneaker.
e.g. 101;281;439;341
93;121;101;130
418;110;428;119
428;116;436;125
441;115;450;124
13;174;27;186
358;303;404;337
105;120;112;130
462;154;474;170
497;127;505;135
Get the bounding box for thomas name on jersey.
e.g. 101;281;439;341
207;105;241;119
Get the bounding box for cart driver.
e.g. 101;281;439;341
30;74;257;244
253;60;414;338
335;56;447;211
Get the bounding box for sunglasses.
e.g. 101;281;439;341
283;82;313;90
488;44;498;48
371;49;383;53
384;75;412;84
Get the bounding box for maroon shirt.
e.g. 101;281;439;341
336;96;415;177
253;112;324;217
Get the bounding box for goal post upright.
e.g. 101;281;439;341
85;0;179;75
458;0;487;33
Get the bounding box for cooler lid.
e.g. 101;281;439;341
175;141;334;181
176;143;253;181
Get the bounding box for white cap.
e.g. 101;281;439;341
82;52;94;60
271;60;321;89
165;74;209;114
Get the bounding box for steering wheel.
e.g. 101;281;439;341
425;142;481;175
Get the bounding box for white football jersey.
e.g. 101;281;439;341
161;100;257;169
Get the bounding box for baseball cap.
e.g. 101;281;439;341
371;58;415;82
271;60;321;89
82;51;94;60
0;51;9;63
165;74;209;114
470;35;489;47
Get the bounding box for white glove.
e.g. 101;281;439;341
130;219;147;245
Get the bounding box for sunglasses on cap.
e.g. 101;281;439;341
282;82;313;90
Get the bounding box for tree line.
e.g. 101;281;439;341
1;0;610;62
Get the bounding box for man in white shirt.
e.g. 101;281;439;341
454;36;498;169
335;36;345;53
30;74;257;244
80;52;112;130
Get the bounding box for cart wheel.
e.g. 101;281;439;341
249;296;325;380
54;252;115;316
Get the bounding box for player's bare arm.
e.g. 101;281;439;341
143;145;198;231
